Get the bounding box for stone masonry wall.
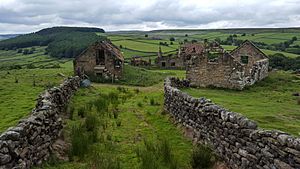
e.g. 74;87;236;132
0;76;81;169
164;77;300;169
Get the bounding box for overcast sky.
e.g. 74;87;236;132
0;0;300;34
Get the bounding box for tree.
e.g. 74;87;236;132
185;34;188;37
169;37;175;41
233;34;237;38
145;34;148;38
292;36;297;41
241;33;246;36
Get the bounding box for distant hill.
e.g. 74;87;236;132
0;26;106;58
0;34;20;40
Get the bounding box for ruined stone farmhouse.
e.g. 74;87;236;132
186;40;269;90
73;41;124;79
130;56;151;67
155;46;186;69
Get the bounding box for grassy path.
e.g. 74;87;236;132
44;83;193;169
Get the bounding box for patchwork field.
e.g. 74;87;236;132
106;30;300;62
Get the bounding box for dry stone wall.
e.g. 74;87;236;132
164;77;300;169
0;76;81;169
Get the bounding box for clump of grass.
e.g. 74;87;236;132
69;124;89;160
78;107;86;118
150;98;155;106
136;138;179;169
190;144;215;169
116;119;122;127
117;86;128;93
134;88;140;94
137;102;143;107
112;108;119;119
85;112;99;132
68;104;75;120
94;96;109;115
88;146;121;169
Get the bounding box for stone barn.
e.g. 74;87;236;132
186;40;269;90
73;41;124;79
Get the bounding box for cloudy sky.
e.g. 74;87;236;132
0;0;300;34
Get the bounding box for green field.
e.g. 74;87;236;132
0;28;300;168
106;29;300;60
183;71;300;136
0;47;71;69
0;61;73;132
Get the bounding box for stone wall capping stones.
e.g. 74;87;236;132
0;76;81;169
164;77;300;169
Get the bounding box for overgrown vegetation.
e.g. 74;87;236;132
191;144;216;169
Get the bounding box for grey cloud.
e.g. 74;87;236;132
0;0;300;33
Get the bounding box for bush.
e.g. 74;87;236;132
191;144;215;169
170;37;175;41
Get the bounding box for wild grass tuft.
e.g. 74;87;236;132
190;144;215;169
69;124;89;160
136;138;179;169
77;107;86;118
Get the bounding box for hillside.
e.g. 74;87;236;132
0;27;106;58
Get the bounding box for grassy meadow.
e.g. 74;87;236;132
183;71;300;136
0;61;73;132
40;83;195;169
0;28;299;168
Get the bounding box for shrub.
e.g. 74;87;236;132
191;144;215;169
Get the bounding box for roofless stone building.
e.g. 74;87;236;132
73;41;124;79
185;40;269;90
